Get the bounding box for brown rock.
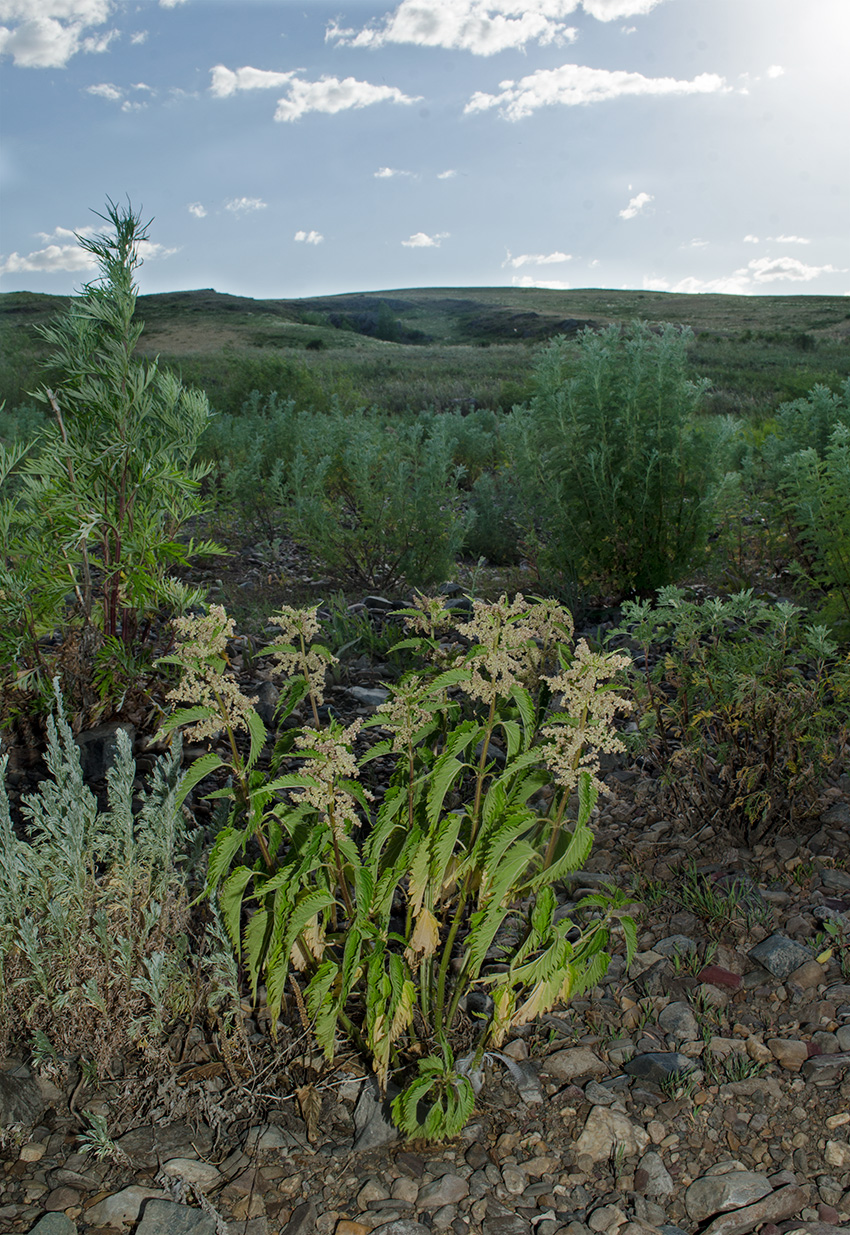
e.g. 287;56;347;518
788;960;827;989
335;1224;370;1235
767;1039;808;1070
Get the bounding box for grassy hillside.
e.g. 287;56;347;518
2;285;849;418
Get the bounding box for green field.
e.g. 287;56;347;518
3;285;849;418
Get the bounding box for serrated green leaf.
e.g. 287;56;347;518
175;750;224;807
218;865;254;956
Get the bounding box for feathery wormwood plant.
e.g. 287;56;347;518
160;593;636;1141
613;588;850;845
0;199;220;726
0;684;203;1072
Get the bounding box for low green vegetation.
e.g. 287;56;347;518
1;202;850;1144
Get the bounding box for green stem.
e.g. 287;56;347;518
469;697;497;850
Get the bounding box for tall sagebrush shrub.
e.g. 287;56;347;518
507;322;730;601
0;200;219;721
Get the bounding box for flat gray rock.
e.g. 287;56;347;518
748;934;814;980
685;1170;773;1221
26;1216;77;1235
0;1065;46;1128
623;1052;695;1083
353;1078;399;1152
135;1199;217;1235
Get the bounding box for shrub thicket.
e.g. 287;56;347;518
507;322;732;601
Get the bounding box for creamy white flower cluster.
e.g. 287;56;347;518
375;674;437;753
292;721;372;835
539;639;633;795
266;604;337;706
167;604;258;741
455;593;572;704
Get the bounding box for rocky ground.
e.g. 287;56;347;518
3;734;850;1235
2;573;850;1235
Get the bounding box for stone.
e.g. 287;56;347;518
623;1052;696;1083
44;1186;82;1211
349;686;390;706
748;935;814;981
245;1123;293;1152
254;681;280;728
801;1052;850;1084
541;1047;608;1081
281;1201;318;1235
698;966;743;992
75;721;136;781
685;1171;774;1221
588;1204;626;1231
636;1151;675;1198
0;1063;46;1128
574;1106;649;1162
369;1223;431;1235
653;934;698;958
135;1199;217;1234
352;1078;399;1152
160;1158;223;1190
84;1185;167;1227
417;1174;469;1209
824;1140;850;1169
698;1185;806;1235
336;1224;371;1235
658;1001;699;1042
789;960;827;989
585;1080;618;1106
115;1121;213;1166
820;867;850;890
767;1039;808;1070
26;1217;78;1235
482;1218;532;1235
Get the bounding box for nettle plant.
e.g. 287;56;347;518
160;594;635;1141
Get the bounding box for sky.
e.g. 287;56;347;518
1;0;848;300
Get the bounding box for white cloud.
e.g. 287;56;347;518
327;1;578;57
437;169;457;179
619;190;653;219
512;275;572;289
747;255;840;283
644;254;845;296
159;0;188;7
402;231;449;248
328;1;667;56
766;64;785;78
294;229;324;245
274;75;420;122
466;63;727;120
0;1;118;68
0;224;177;277
188;202;207;218
772;234;810;245
583;0;666;17
87;80;121;99
503;250;572;268
686;238;709;248
743;234;759;244
130;30;147;44
209;64;298;98
225;197;267;214
375;166;415;178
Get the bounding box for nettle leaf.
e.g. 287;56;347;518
306;961;339;1058
242;906;270;998
218;866;254;955
577;769;599;827
284;888;337;960
426;754;465;828
175;750;224;808
528;820;593;890
497;718;523;760
430;810;462;889
245;709;267;772
509;683;536;740
481;780;508;833
205;825;247;892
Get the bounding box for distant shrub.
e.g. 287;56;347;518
201;394;469;591
507;322;730;601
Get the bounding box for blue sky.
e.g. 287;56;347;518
1;0;848;299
